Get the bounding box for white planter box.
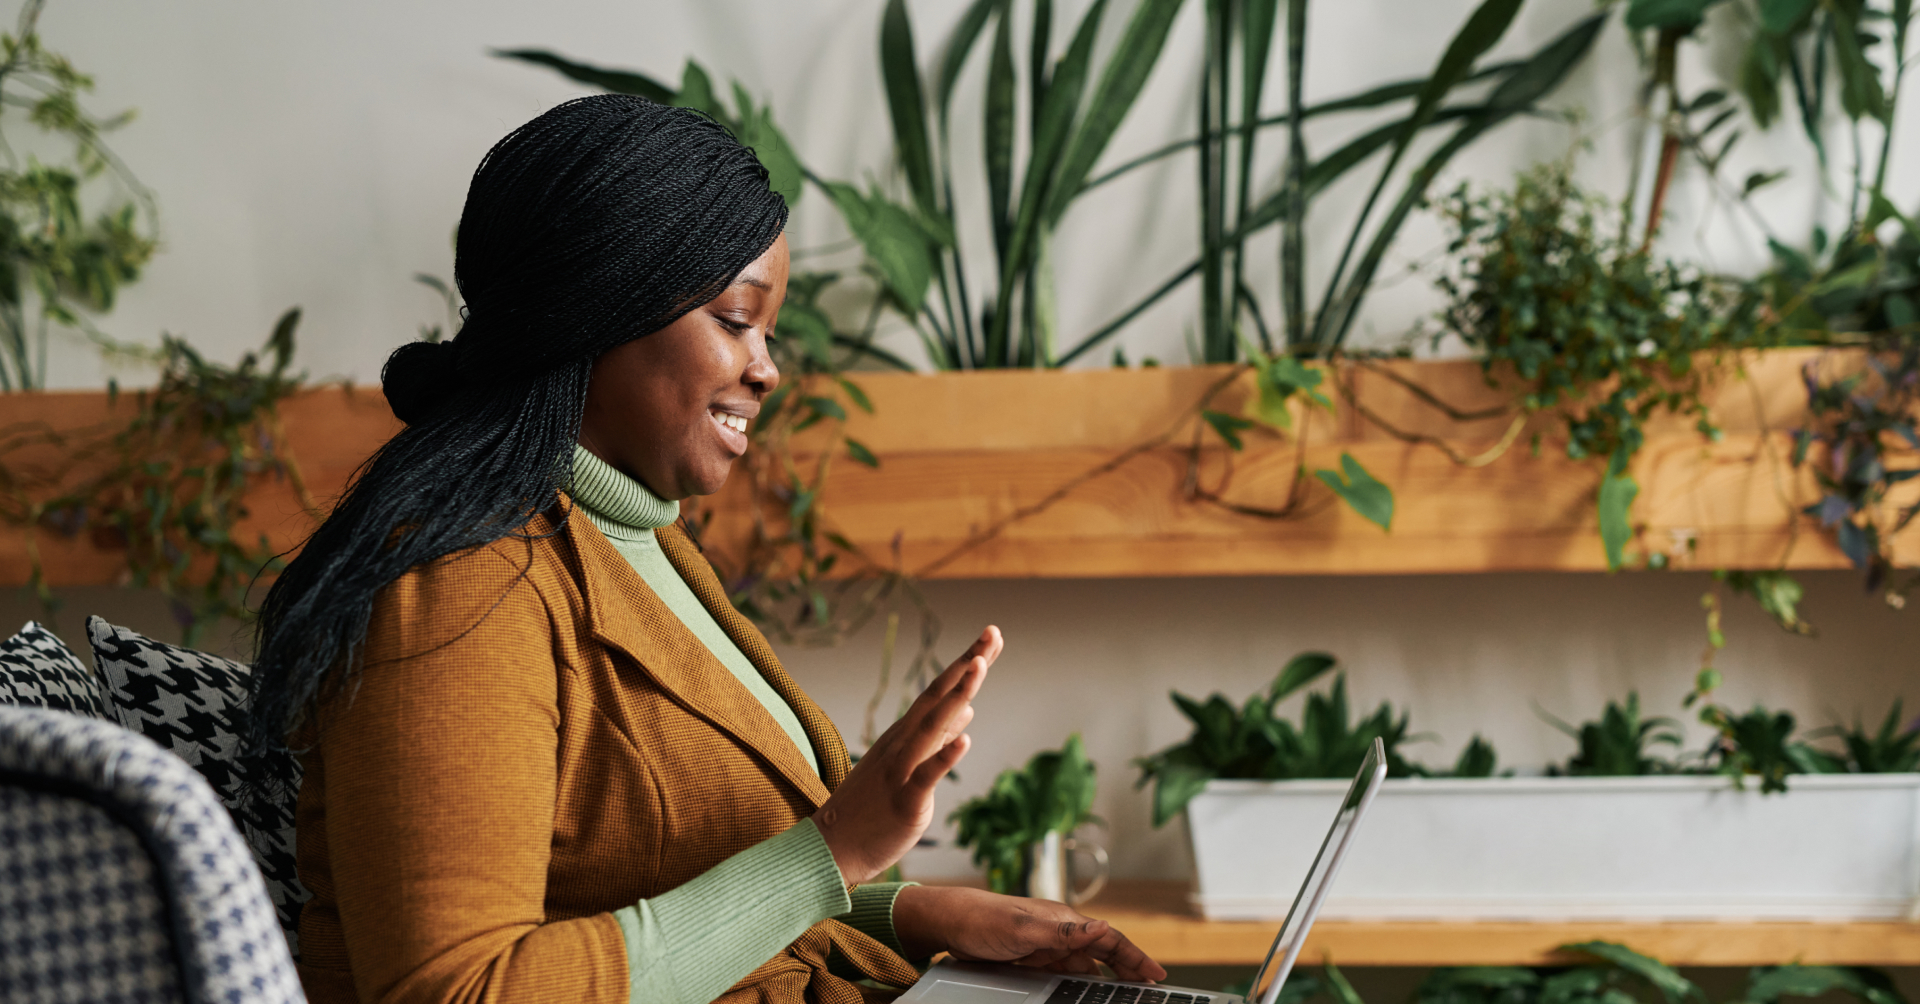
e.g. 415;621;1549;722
1186;773;1920;921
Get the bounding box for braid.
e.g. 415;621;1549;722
246;96;787;752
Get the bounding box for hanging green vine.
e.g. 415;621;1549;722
2;310;309;645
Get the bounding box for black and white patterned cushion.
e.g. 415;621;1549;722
86;616;310;955
0;620;111;719
0;704;305;1004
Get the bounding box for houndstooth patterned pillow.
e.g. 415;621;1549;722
87;616;310;957
0;704;304;1004
0;620;111;720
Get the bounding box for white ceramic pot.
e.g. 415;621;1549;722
1185;773;1920;921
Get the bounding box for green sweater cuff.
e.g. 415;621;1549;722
837;882;918;960
613;818;849;1004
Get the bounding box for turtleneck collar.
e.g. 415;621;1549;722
569;444;679;538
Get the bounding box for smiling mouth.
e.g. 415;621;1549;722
710;409;749;433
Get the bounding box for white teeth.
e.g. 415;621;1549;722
714;411;748;433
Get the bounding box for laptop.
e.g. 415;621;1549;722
896;737;1389;1004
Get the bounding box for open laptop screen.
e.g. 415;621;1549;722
1246;737;1388;1004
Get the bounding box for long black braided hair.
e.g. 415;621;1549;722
246;95;788;752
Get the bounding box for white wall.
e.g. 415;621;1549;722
35;0;1914;384
17;2;1917;884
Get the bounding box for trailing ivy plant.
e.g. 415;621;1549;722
2;310;309;645
1538;692;1683;776
949;733;1098;895
1134;652;1435;826
1430;163;1772;570
0;0;157;389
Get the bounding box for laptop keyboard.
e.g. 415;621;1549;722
1047;980;1211;1004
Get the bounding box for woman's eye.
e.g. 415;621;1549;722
716;315;751;333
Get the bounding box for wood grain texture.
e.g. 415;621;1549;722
1070;880;1920;966
2;350;1911;585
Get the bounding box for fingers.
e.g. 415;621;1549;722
1026;914;1167;985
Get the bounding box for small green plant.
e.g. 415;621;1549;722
949;734;1097;895
1811;700;1920;774
1431;164;1771;570
1684;673;1842;793
0;0;158;389
1134;652;1430;826
1445;734;1502;778
1538;692;1681;777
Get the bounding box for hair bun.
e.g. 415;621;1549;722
381;339;462;425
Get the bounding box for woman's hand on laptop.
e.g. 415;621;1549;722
891;886;1167;983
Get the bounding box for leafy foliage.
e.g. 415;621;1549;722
1539;693;1681;777
0;0;157;389
1690;699;1842;793
1431;165;1771;568
1407;940;1906;1004
1810;699;1920;773
2;311;308;645
949;734;1098;894
1134;652;1434;826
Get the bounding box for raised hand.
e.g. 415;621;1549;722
814;626;1003;885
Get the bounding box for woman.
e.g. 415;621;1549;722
249;95;1164;1004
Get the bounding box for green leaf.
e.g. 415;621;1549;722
1149;761;1213;825
1202;409;1254;450
1741;35;1786;128
985;4;1017;264
266;307;300;376
1560;942;1703;1004
837;376;874;413
1626;0;1724;30
845;437;880;468
491;49;676;103
1746;967;1875;1004
821;181;936;312
1599;468;1639;571
1045;0;1183;226
805;395;847;421
674;61;722;119
1829;6;1890;122
881;0;940;218
777;302;836;366
1758;0;1817;34
1315;453;1394;531
937;0;1000;127
736;103;804;206
1272;652;1337;702
1742;169;1787;197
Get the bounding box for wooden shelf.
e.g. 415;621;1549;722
4;349;1913;585
1061;881;1920;967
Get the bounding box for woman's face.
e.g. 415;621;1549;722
577;233;788;500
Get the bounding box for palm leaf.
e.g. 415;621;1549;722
1044;0;1185;227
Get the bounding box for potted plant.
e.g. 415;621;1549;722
1139;660;1920;922
949;733;1104;900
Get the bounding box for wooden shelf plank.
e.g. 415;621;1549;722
1066;881;1920;967
3;350;1910;585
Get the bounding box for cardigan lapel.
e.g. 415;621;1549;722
561;501;832;807
656;521;853;792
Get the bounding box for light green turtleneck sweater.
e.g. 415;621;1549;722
569;446;912;1004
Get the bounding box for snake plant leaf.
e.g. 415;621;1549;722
1598;467;1638;571
1560;942;1704;1004
937;0;1000;129
490;49;676;104
988;0;1108;363
881;0;939;218
821;181;935;313
1271;652;1337;702
1625;0;1724;30
1322;961;1366;1004
985;3;1017;264
1316;453;1393;531
1045;0;1183;227
1317;12;1606;348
